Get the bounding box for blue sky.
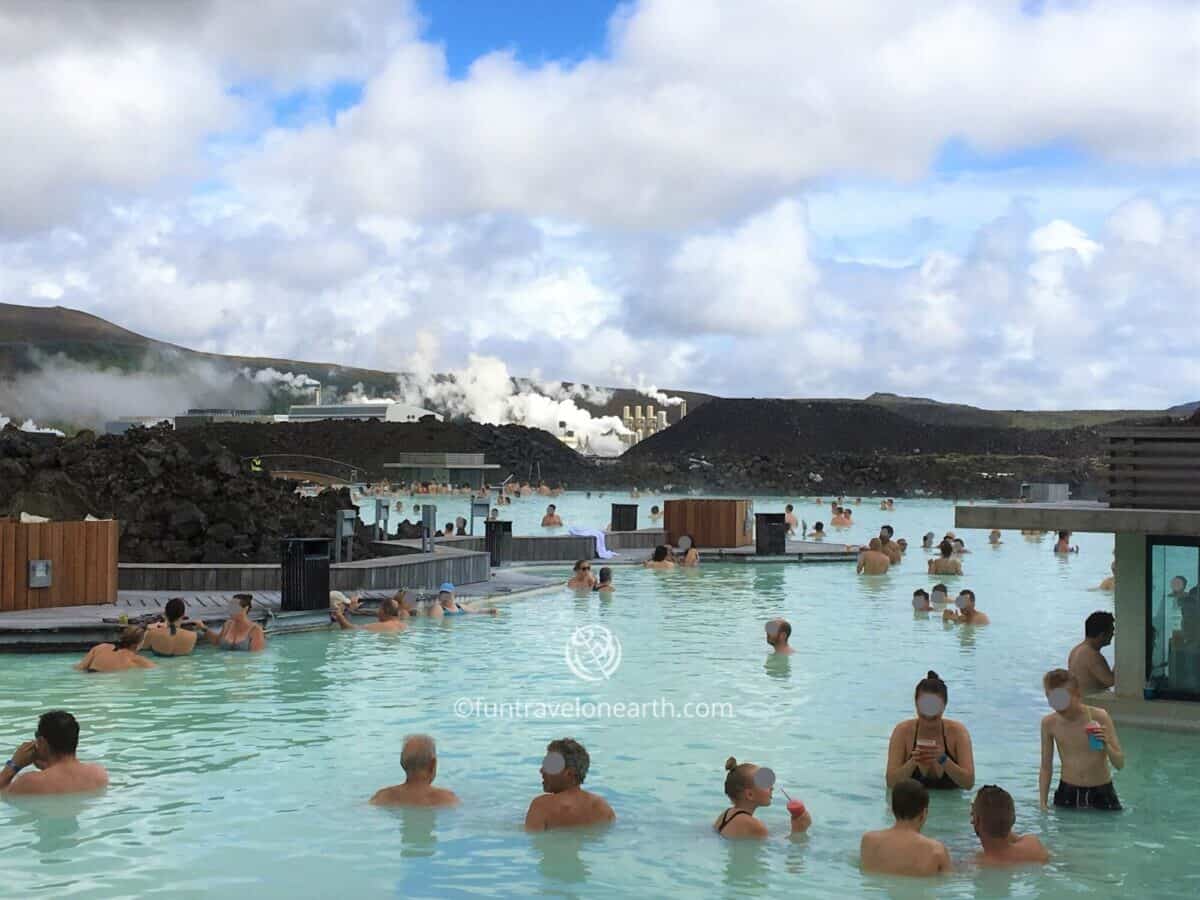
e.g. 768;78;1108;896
1;0;1197;418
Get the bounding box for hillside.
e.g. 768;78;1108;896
0;302;713;422
864;392;1162;430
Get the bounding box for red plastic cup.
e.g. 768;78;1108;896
787;799;806;817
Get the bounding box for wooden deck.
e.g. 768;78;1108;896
0;569;562;653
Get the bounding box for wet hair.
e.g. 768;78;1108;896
1058;531;1070;540
723;757;758;801
597;567;613;584
915;670;948;704
868;537;882;551
573;559;590;572
547;738;590;783
233;593;253;611
547;504;557;512
959;589;976;603
785;504;793;512
913;589;929;601
115;626;144;650
813;521;824;531
651;505;660;514
380;598;400;618
775;619;792;639
938;540;953;558
1085;610;1115;638
401;734;436;772
1043;668;1078;692
931;583;948;595
164;597;185;634
652;545;670;562
891;778;929;821
881;525;894;538
37;710;80;756
973;785;1015;838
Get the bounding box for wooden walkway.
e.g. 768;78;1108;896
0;570;562;653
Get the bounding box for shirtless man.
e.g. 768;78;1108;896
1067;611;1115;693
331;597;407;633
74;627;156;672
1040;669;1124;810
971;785;1049;866
943;589;989;625
370;734;459;807
879;526;902;565
594;568;615;594
1053;531;1078;554
928;541;963;576
912;589;933;612
643;545;676;570
784;504;798;536
541;504;563;527
649;505;663;523
1;711;109;796
988;530;1002;545
860;779;951;877
857;538;891;575
808;521;826;540
765;618;794;655
524;738;615;831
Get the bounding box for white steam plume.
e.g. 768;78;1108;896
395;332;630;455
634;381;686;407
0;414;64;435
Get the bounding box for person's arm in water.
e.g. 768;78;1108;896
1038;717;1055;810
330;607;357;631
0;742;38;793
1094;708;1125;770
248;624;267;652
885;724;920;788
524;796;549;831
937;725;975;789
74;646;99;671
1088;652;1115;689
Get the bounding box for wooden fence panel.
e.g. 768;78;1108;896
0;519;118;609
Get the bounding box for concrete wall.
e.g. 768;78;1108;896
1114;532;1147;698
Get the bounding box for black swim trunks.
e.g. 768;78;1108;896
1053;780;1122;810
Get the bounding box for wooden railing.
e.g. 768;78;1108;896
1103;427;1200;510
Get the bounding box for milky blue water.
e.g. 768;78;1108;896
2;497;1198;899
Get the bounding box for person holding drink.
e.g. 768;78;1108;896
886;671;976;790
713;756;812;838
1039;669;1125;810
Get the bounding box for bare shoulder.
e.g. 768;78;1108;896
946;718;972;740
588;790;616;818
434;787;461;806
889;718;913;740
370;786;401;805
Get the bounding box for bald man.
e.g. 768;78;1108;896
370;735;460;807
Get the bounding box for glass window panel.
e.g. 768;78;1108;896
1148;538;1200;700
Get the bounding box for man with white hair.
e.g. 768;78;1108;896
370;735;460;807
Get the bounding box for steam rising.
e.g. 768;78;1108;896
394;332;631;455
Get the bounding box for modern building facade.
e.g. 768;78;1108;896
383;452;500;489
955;425;1200;731
286;402;442;423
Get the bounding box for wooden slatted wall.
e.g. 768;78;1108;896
0;519;119;610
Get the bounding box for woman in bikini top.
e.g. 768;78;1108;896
713;757;811;839
886;671;976;791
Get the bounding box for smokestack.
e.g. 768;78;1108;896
647;404;655;421
679;400;687;418
658;411;667;429
623;405;630;420
314;384;322;405
634;405;643;421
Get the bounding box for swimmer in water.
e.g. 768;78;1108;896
330;597;407;632
370;734;459;807
860;779;951;876
912;589;933;612
765;618;793;655
784;504;798;535
927;541;963;577
1096;560;1116;591
524;738;615;831
541;504;564;527
856;538;891;575
1067;612;1115;694
930;583;950;605
809;521;826;540
713;757;811;839
679;537;700;567
942;589;989;625
1053;531;1078;554
142;597;199;657
952;538;969;555
921;532;935;550
594;567;615;594
1039;669;1124;811
878;526;902;565
0;711;109;797
644;545;676;570
429;584;499;617
567;560;597;590
988;530;1002;545
649;505;662;523
886;671;976;791
972;786;1049;867
74;627;156;672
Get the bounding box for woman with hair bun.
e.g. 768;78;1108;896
712;756;811;839
885;671;975;790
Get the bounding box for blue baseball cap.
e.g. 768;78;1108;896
439;582;455;593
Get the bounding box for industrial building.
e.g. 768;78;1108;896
286;401;442;423
383;452;500;490
620;400;687;447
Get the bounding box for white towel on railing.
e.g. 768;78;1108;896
569;527;616;559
